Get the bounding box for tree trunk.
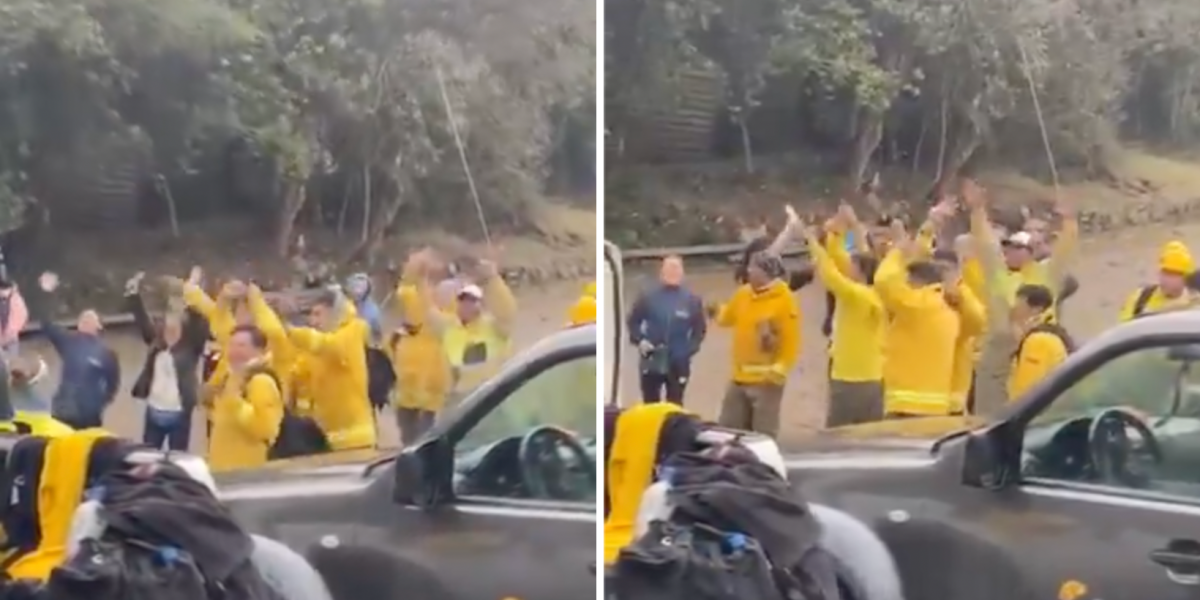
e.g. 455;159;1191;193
738;117;754;174
342;176;409;266
275;179;307;259
846;108;884;189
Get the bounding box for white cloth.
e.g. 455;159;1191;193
147;350;183;412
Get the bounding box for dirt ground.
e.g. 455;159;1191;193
23;276;589;453
617;220;1200;443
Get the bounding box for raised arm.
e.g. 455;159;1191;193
124;273;155;346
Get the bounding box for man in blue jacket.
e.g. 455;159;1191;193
626;256;706;404
34;271;120;429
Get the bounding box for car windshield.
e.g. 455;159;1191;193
1030;345;1200;428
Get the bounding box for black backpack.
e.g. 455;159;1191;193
23;463;285;600
612;520;785;600
238;369;329;460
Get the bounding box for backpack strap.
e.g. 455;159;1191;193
1133;284;1157;318
1016;322;1074;358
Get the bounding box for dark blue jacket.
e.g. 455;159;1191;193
41;321;120;424
627;284;706;369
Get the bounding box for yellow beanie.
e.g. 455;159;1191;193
1160;241;1195;274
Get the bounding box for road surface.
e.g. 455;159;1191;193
617;221;1200;441
23;278;590;453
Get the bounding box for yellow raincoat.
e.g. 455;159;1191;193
390;267;452;413
288;304;377;450
1008;312;1070;400
207;365;284;472
442;277;518;396
182;285;294;392
874;249;959;416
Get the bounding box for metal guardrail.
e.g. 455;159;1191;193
619;241;811;261
18;314;137;339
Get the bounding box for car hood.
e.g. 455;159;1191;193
783;415;987;454
213;448;385;501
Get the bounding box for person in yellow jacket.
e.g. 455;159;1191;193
440;259;518;404
966;186;1079;307
802;222;885;426
873;217;961;417
1120;241;1200;320
567;281;597;326
934;250;987;414
713;250;800;437
287;288;377;451
1008;284;1071;400
207;325;285;471
390;249;452;444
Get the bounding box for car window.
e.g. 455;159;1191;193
452;354;597;502
1023;342;1200;501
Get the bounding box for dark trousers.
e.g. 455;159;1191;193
639;363;690;404
395;408;436;445
143;408;193;451
56;413;103;430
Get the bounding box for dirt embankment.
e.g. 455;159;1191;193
13;204;597;317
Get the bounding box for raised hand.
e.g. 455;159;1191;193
38;272;59;293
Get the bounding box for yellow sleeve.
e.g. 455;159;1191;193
873;249;922;313
248;287;290;354
956;284;987;337
182;284;219;324
915;223;936;257
961;258;987;303
1046;215;1079;291
1011;333;1069;398
1119;288;1144;322
812;235;880;311
714;289;744;328
289;319;365;366
824;230;854;276
482;277;517;338
237;374;284;444
771;295;802;378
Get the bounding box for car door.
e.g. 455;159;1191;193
978;341;1200;600
377;347;598;600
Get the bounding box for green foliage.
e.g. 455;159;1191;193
608;0;1200;178
0;0;594;238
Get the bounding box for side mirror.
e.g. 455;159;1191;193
961;426;1017;490
392;439;453;508
1168;344;1200;363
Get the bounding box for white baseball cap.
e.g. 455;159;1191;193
1002;231;1034;248
457;284;484;300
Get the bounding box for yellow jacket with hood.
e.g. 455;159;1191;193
289;301;377;450
874;248;959;416
1007;311;1069;400
389;265;453;412
714;279;801;385
1119;241;1197;321
208;362;285;471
